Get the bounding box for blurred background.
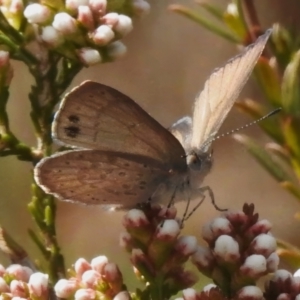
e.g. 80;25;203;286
0;0;299;288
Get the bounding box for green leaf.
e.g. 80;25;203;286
235;99;284;144
281;50;300;116
196;1;224;20
169;4;239;43
254;58;282;106
233;134;293;183
223;2;246;38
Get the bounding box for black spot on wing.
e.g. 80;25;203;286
64;126;80;138
68;115;80;123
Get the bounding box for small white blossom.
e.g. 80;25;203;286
156;219;180;239
52;12;77;34
74;288;96;300
54;279;79;298
28;272;49;297
214;235;240;262
41;26;63;46
66;0;89;11
93;25;114;45
78;48;102;65
24;3;51;24
114;15;133;36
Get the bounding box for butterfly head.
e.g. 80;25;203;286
186;149;213;175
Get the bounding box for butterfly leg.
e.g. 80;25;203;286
183;185;227;221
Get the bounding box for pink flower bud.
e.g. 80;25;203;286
240;254;267;278
236;286;263;300
81;270;101;287
132;0;150;16
41;26;63;47
210;217;233;237
250;234;277;257
9;0;23;14
6;265;33;282
203;284;217;292
107;41;127;59
0;277;9;293
192;246;214;271
175;236;197;256
92;25;114;45
266;252;279;272
28;272;48;298
101;13;119;26
54;279;79;298
10;280;27;298
74;258;91;277
52;12;77;34
74;288;96;300
123;209;149;228
89;0;107;15
113;291;131;300
119;231;133;249
182;288;197;300
114;15;132;36
155;220;180;240
24;3;51;24
103;263;122;282
66;0;89;11
78;48;102;65
78;5;94;29
214;235;240;263
91;256;108;274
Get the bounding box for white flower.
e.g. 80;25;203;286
52;12;77;34
114;15;133;36
24;3;51;24
107;41;127;59
93;25;115;45
78;48;102;65
41;26;63;47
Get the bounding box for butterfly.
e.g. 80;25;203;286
34;29;272;210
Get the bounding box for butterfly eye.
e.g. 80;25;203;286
186;153;202;171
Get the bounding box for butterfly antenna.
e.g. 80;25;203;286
203;107;281;148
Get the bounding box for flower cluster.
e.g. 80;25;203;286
0;264;49;300
54;256;129;300
0;0;150;66
175;203;279;299
120;204;199;298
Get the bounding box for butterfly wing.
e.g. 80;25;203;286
190;29;272;152
34;150;173;208
53;81;186;170
169;116;192;150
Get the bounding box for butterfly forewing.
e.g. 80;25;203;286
191;29;272;152
35;150;171;208
53;81;186;170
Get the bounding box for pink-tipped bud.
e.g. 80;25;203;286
91;256;108;274
77;48;102;65
107;41;127;59
214;235;240;263
175;236;197;256
114;15;132;36
266;252;279;272
236;286;264;300
210;218;233;237
81;270;101;288
6;265;33;282
0;277;9;293
28;272;49;298
101;13;119;26
89;0;107;16
10;280;27;298
74;288;96;300
92;25;114;45
24;3;51;24
74;258;91;277
119;231;133;249
54;279;79;298
132;0;150;16
103;263;122;283
192;246;215;274
250;234;277;257
113;291;131;300
66;0;89;11
240;254;267;278
123;209;149;228
41;26;63;47
155;220;180;241
78;5;94;29
52;12;77;34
